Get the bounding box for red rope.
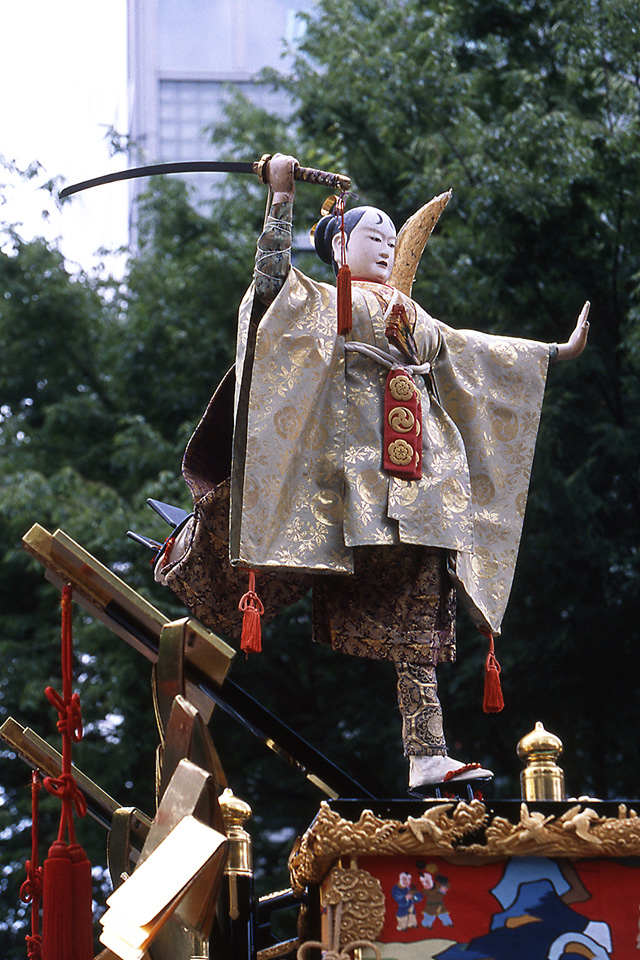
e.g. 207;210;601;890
44;687;83;741
443;762;482;782
160;535;176;569
41;584;93;960
43;585;85;842
338;195;347;266
20;770;43;960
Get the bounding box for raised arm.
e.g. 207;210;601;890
553;301;591;362
254;153;297;305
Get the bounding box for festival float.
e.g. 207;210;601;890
3;154;637;960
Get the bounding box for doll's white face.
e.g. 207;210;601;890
332;207;396;283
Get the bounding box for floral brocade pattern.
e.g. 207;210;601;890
163;485;454;673
312;544;455;668
162;480;312;639
230;268;550;634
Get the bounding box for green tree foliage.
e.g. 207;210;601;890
2;0;640;953
0;233;155;950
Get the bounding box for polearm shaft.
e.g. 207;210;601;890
0;716;152;844
58;156;351;199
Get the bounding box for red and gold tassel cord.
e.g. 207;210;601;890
41;584;93;960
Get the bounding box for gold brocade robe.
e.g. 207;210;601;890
230;268;549;635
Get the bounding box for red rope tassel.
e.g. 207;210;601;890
335;195;352;335
69;843;94;960
482;630;504;713
41;585;93;960
42;841;73;960
336;262;352;335
239;570;264;654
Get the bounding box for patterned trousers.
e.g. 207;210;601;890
396;662;447;757
159;492;453;759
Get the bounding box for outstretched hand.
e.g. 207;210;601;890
267;153;297;201
556;301;590;361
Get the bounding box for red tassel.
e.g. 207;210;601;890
42;840;73;960
483;632;504;713
337;262;352;335
40;585;94;960
69;843;94;960
239;570;264;654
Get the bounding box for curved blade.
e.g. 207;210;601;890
59;160;255;199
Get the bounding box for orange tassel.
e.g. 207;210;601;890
337;263;352;335
42;840;73;960
483;632;504;713
239;570;264;654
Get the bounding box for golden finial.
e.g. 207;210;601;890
517;721;565;801
219;788;253;877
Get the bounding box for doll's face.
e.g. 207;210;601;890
420;873;434;890
332;207;396;283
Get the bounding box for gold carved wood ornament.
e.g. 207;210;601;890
289;801;640;895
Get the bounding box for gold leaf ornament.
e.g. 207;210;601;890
388;406;415;433
388;439;414;466
388;375;415;401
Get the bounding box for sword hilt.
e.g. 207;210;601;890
254;154;351;193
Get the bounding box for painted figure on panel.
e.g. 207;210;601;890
422;873;453;929
434;858;612;959
374;856;616;957
391;871;422;931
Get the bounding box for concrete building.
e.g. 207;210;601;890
127;0;314;230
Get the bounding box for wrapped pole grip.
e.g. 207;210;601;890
253;154;351;192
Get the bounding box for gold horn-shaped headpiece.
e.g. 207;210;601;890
388;189;453;296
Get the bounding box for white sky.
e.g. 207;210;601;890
0;0;129;276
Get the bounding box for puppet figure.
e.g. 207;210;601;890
154;154;589;792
